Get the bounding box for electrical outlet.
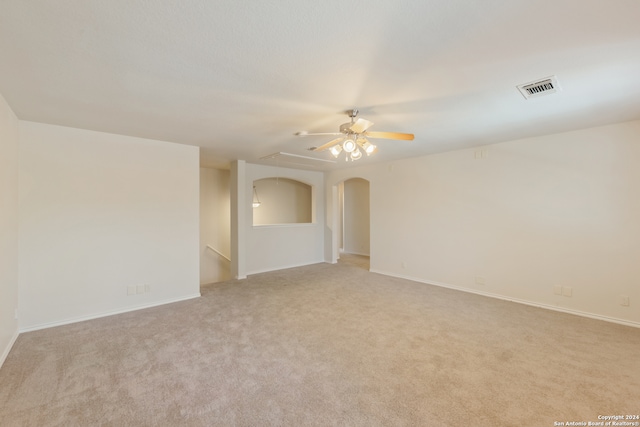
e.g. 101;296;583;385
127;285;136;296
401;262;406;269
553;286;562;295
136;285;145;295
621;295;630;307
475;276;486;285
562;286;573;297
474;149;489;159
145;284;150;293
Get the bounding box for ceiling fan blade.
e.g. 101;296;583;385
313;137;344;152
295;131;343;136
349;118;374;134
364;131;414;140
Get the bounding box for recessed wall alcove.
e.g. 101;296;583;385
252;177;313;226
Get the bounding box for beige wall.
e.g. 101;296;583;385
328;120;640;326
200;167;231;284
0;92;20;366
242;163;325;276
18;121;200;330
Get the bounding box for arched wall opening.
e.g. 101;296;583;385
252;177;313;225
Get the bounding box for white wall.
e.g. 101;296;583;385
337;182;344;252
200;167;231;284
244;163;325;275
18;122;200;331
0;92;20;366
230;161;246;279
343;178;370;256
327;120;640;326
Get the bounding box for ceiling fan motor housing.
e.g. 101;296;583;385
340;122;354;133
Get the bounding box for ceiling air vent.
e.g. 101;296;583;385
517;76;561;99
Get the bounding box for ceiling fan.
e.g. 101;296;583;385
295;108;414;161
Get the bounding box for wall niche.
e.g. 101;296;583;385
252;177;313;226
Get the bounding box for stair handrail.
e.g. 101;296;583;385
206;245;231;262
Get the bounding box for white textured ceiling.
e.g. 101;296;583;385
2;0;640;170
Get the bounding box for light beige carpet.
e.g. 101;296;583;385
1;255;639;426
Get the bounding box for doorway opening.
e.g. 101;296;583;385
337;178;370;270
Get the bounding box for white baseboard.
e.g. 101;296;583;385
246;259;325;276
371;269;640;329
0;329;20;369
341;250;370;257
18;293;201;333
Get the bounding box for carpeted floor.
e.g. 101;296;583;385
1;255;639;426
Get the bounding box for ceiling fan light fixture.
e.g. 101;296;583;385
358;138;377;155
329;144;343;158
252;186;261;208
343;138;356;153
300;108;413;163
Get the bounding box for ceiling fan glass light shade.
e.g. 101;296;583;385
351;148;362;160
329;144;343;158
360;139;376;155
343;138;356;153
